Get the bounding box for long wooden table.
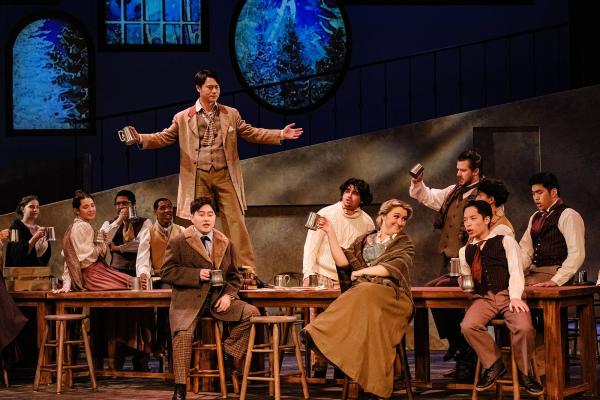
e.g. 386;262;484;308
47;289;172;380
411;286;599;400
11;286;598;399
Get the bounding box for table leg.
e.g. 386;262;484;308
578;298;597;397
37;301;53;385
543;300;565;400
413;308;430;384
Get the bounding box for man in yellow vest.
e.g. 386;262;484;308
136;197;184;363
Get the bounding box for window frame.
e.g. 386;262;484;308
98;0;209;51
6;11;96;136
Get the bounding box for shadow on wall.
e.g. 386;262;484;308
1;85;599;284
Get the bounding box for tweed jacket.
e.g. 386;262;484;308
139;103;282;220
161;226;242;335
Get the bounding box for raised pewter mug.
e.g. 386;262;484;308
94;230;106;244
305;212;321;231
44;226;56;241
118;126;136;145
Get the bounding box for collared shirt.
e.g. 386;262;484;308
459;232;524;300
409;180;479;212
195;228;213;256
519;199;585;286
195;99;219;115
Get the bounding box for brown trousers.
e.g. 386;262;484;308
172;300;259;384
460;290;535;373
195;168;255;269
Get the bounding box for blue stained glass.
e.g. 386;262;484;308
165;1;181;21
165;24;181;44
234;0;349;111
145;24;162;44
183;24;200;44
13;18;90;130
106;0;122;21
126;24;142;43
106;24;122;44
125;0;142;21
145;0;162;21
183;0;200;22
104;0;203;46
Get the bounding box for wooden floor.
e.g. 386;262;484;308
2;351;598;399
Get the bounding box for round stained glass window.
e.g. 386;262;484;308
231;0;351;113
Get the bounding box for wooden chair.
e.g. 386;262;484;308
33;314;96;394
188;316;230;398
472;319;543;400
240;315;309;400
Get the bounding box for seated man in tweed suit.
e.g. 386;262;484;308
161;196;259;400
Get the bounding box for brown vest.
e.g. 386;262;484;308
466;235;510;295
196;111;227;171
438;185;479;257
149;224;183;274
530;202;568;267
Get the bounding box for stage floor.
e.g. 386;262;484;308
2;351;598;399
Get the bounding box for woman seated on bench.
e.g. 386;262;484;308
302;199;415;399
55;190;133;292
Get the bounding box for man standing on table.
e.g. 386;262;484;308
302;177;374;378
409;149;482;380
123;69;303;271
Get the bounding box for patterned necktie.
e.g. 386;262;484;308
470;240;486;282
200;109;217;147
201;235;211;256
530;210;549;235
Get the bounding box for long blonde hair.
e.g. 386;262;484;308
376;199;413;228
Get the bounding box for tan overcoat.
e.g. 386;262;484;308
161;226;242;335
139;104;282;220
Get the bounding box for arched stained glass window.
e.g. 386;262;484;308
8;14;94;134
231;0;351;113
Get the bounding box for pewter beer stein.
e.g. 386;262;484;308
94;230;106;243
44;227;56;241
308;274;319;287
210;269;224;287
449;258;460;277
305;212;321;231
128;277;142;291
118;126;137;145
274;274;291;288
461;274;475;293
8;229;19;243
127;205;138;221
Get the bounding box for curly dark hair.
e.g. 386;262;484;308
478;178;509;207
339;178;373;206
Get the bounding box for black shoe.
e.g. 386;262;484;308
172;383;186;400
224;353;235;376
443;342;459;361
312;368;326;379
455;347;476;382
518;370;544;396
475;358;506;391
